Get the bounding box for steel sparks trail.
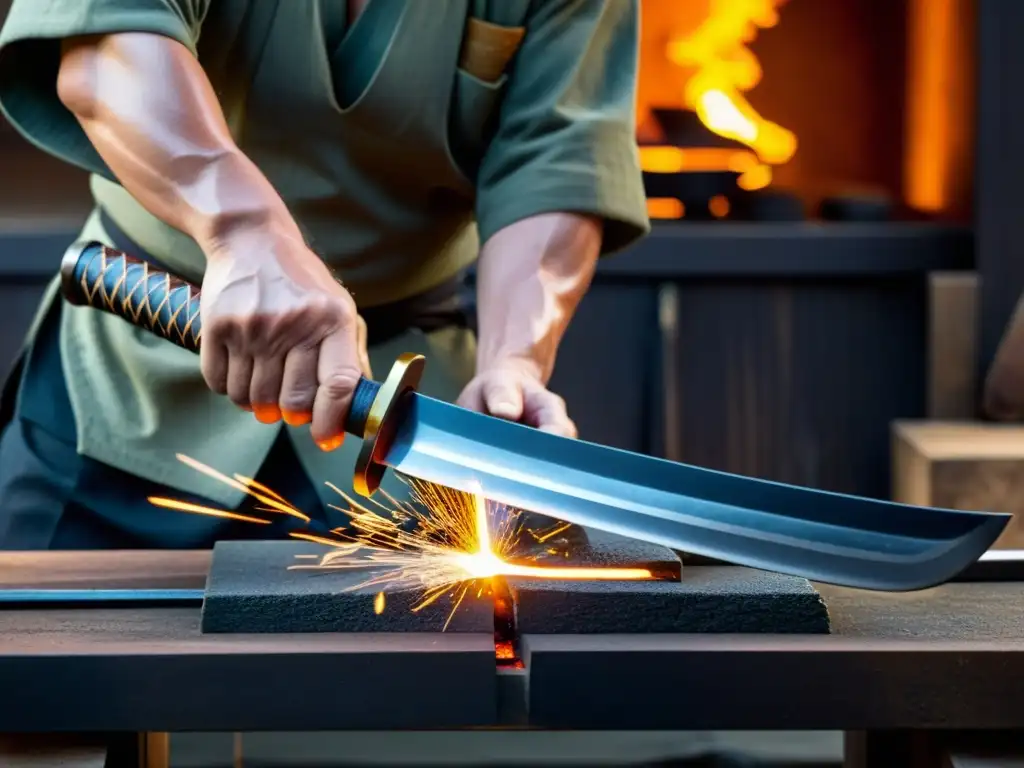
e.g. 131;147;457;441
148;454;653;627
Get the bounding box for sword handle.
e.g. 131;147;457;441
59;240;425;495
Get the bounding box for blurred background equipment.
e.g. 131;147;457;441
2;0;1022;762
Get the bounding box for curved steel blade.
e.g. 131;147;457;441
381;394;1009;592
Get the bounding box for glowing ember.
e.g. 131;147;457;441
452;491;652;582
148;454;654;628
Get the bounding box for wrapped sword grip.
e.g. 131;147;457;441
58;240;386;441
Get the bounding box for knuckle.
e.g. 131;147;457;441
241;314;270;345
279;386;317;413
204;374;227;395
200;361;227;394
320;368;361;400
325;303;357;333
205;315;241;346
227;389;251;407
251;381;281;405
536;387;566;409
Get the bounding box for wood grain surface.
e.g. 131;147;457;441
0;553;1022;731
2;551;1022;639
523;579;1024;729
0;550;209;590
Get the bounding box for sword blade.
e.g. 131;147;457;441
57;243;1009;591
382;393;1009;591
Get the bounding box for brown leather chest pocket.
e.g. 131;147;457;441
448;17;525;180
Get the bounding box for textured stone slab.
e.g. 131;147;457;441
201;541;493;634
509;566;830;634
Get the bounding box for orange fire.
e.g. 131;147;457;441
638;0;797;215
149;455;654;629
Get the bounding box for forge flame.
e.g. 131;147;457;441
670;0;796;167
149;454;653;629
640;0;797;216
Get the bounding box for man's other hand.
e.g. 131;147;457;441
456;360;577;438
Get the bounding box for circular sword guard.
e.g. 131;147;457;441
353;352;426;497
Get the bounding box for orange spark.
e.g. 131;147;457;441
173;453;310;523
151;455;654;629
147;497;271;525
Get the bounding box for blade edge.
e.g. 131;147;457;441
380;395;1008;591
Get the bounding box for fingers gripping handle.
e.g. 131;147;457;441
58;241;423;494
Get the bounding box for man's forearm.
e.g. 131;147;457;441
475;213;602;383
56;32;299;255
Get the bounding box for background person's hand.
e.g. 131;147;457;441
456;360;576;437
198;225;364;451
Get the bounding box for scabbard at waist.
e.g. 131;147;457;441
98;209;477;346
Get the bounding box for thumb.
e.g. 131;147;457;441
481;376;524;421
355;314;373;379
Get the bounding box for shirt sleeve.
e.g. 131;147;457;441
474;0;650;256
0;0;209;180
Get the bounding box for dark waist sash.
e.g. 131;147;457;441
98;209;477;347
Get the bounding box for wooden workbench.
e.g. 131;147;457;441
1;552;1022;765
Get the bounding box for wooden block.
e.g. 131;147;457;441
892;420;1024;549
928;272;978;419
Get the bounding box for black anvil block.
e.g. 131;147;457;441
201;532;830;635
200;540;494;634
508;567;831;634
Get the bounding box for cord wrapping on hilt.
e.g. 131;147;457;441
62;242;202;352
346;378;382;436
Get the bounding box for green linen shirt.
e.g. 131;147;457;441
0;0;649;508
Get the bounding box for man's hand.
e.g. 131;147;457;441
457;359;577;438
199;225;365;451
56;34;371;450
468;213;600;440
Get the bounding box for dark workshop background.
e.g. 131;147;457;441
0;0;1014;767
0;0;988;504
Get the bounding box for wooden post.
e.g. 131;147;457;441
928;272;978;419
136;733;169;768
